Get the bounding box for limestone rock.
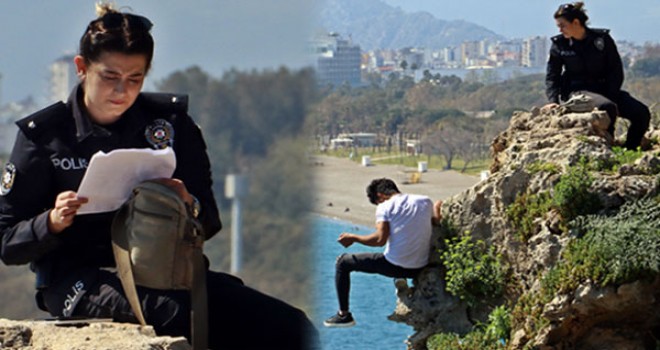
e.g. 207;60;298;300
393;105;660;349
389;268;472;350
0;319;191;350
538;277;660;349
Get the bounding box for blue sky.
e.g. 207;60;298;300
1;1;658;103
0;1;318;103
381;0;660;42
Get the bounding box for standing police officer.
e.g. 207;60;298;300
0;4;316;349
545;2;650;149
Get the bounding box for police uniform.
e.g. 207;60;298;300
0;86;316;349
546;28;650;149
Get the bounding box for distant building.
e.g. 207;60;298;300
406;139;421;155
460;41;481;65
330;137;353;150
522;36;548;68
311;33;362;88
329;133;378;150
442;47;459;65
50;55;77;102
484;40;522;67
478;40;490;57
336;132;377;147
401;48;425;70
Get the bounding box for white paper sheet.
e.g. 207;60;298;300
76;148;176;215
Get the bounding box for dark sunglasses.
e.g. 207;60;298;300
97;12;153;32
557;3;575;14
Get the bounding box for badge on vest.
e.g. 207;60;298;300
1;163;16;196
145;119;175;149
594;37;605;51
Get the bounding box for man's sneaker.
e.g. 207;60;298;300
323;312;356;328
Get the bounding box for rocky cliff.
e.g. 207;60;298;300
0;318;191;350
391;103;660;349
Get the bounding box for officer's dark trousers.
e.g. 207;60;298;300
334;252;423;312
44;269;318;350
574;90;650;149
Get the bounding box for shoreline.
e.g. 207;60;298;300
311;155;481;228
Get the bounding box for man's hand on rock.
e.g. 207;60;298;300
541;103;559;114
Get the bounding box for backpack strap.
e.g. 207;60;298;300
111;202;148;326
190;228;208;350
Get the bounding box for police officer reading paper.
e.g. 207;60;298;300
0;3;316;349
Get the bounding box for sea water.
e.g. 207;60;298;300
313;216;412;350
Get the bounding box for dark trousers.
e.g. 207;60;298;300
334;252;423;312
574;90;650;149
43;269;318;350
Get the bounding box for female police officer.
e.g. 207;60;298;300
0;4;316;349
545;2;650;149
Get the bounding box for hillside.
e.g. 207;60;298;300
319;0;505;50
391;101;660;349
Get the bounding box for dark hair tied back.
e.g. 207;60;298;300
554;2;589;27
79;3;155;71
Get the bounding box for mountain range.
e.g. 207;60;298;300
318;0;506;50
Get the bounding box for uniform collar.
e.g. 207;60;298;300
67;84;148;143
69;84;96;143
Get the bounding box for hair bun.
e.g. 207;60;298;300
573;2;585;12
95;2;119;18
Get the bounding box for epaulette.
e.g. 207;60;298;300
15;102;68;140
550;34;563;42
138;92;189;115
589;28;610;35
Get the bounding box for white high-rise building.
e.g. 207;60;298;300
522;36;548;68
461;41;481;66
50;55;77;102
310;33;362;88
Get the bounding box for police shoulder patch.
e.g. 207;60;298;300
1;163;17;196
594;37;605;51
145;119;175;149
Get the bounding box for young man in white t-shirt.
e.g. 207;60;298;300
324;178;441;328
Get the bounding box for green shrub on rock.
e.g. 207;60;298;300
594;146;644;172
506;191;554;242
441;233;506;306
526;161;560;175
510;197;660;347
560;197;660;289
553;158;601;220
426;306;511;350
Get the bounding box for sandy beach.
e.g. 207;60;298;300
311;155;481;227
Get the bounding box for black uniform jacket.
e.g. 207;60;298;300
0;86;222;288
546;28;624;104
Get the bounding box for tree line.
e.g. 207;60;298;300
156;66;317;309
309;45;660;171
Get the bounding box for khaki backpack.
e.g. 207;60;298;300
111;180;207;350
